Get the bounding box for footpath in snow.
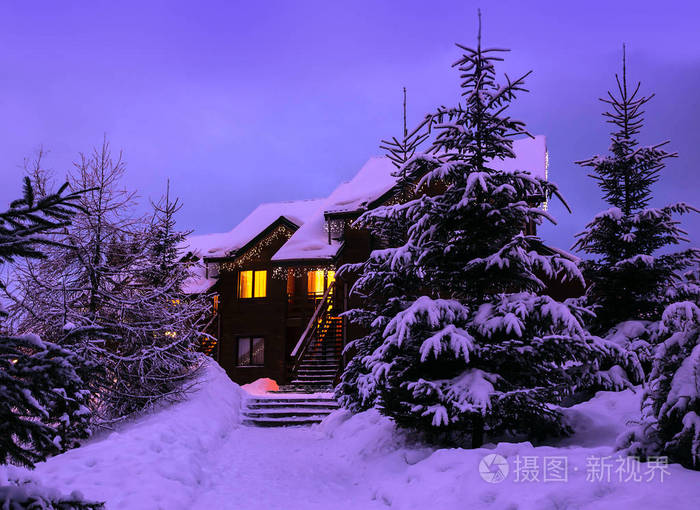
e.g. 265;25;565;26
16;361;700;510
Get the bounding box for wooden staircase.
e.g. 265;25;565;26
288;283;343;390
200;336;218;358
291;316;343;388
243;283;344;427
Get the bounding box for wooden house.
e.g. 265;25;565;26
184;135;578;389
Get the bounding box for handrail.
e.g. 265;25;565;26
291;282;335;374
292;282;335;358
200;313;217;334
199;314;219;347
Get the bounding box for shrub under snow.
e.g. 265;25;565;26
0;475;104;510
619;301;700;469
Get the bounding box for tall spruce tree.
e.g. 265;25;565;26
336;88;427;411
347;17;640;447
0;178;94;467
573;46;699;335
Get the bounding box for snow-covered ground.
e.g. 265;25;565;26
9;361;700;510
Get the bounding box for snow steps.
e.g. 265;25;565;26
242;394;338;427
290;356;340;387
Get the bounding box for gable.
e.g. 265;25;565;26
218;217;298;271
184;198;324;259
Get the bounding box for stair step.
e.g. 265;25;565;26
243;409;335;418
290;382;334;387
271;388;333;393
242;416;325;427
249;396;335;403
247;402;338;410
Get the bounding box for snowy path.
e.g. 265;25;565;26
191;425;382;510
20;364;700;510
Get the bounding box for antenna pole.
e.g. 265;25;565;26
477;8;482;50
402;87;407;139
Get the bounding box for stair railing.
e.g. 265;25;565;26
198;314;219;359
289;281;335;381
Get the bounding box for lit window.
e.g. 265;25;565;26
307;269;335;295
254;270;267;298
286;269;295;296
238;270;267;298
238;270;253;298
307;270;325;295
237;337;264;366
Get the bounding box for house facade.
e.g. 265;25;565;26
184;136;573;388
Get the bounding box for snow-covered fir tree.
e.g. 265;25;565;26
341;20;641;447
0;482;104;510
8;141;212;422
0;178;94;468
336;90;427;411
573;46;699;335
619;300;700;470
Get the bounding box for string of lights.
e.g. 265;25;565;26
271;265;336;280
219;225;295;272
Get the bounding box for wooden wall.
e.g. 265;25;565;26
216;234;293;385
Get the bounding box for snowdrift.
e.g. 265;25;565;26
19;360;245;510
7;363;699;510
319;389;700;510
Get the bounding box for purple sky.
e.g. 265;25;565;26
1;1;698;252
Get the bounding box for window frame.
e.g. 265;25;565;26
237;269;268;299
236;336;265;367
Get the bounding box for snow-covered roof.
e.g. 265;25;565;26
271;157;397;262
323;157;398;215
182;263;216;295
181;199;323;293
184;199;324;260
271;135;547;262
184;134;548;278
270;201;340;262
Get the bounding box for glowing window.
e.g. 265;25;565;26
307;270;335;295
238;270;266;299
307;270;325;295
286;269;295;296
238;270;253;298
254;270;267;298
